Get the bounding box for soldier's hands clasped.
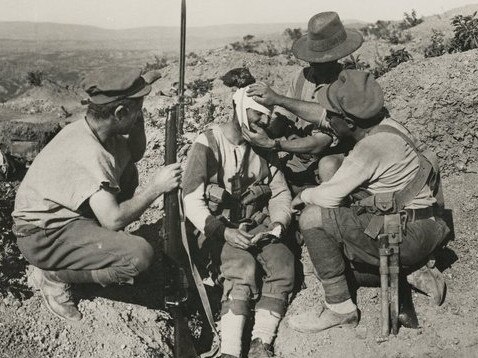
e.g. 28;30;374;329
153;163;182;195
224;227;254;250
246;82;280;106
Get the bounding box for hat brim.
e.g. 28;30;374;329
316;83;343;114
292;29;363;63
89;84;152;105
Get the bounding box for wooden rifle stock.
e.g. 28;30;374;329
163;106;198;358
162;1;198;356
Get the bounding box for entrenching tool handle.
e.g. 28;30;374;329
379;235;390;337
390;246;400;335
384;214;403;336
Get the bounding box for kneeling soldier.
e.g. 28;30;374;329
251;70;450;333
183;87;294;358
12;68;181;321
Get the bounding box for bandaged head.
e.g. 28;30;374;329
232;86;272;129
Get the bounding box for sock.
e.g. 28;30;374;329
325;298;357;314
220;310;246;357
251;309;281;345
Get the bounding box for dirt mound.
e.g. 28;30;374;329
378;49;478;175
1;80;84;118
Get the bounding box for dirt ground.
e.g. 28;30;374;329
0;173;477;358
1;7;478;358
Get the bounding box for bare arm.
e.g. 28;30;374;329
247;82;328;127
89;163;181;231
242;123;333;154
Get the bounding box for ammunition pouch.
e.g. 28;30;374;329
241;184;272;205
204;183;272;223
354;191;398;215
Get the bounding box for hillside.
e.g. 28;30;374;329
0;4;478;358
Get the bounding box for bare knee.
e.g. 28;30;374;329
299;205;323;231
318;154;344;182
129;237;154;273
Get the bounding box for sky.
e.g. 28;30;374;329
0;0;475;29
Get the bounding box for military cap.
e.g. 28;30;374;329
82;67;161;105
316;70;384;120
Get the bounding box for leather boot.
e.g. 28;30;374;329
407;265;446;306
288;306;359;333
248;338;273;357
31;267;82;321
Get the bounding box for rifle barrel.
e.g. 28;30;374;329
179;0;187;98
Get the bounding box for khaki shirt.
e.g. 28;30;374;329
13;118;131;229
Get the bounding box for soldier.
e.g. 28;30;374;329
12;67;182;321
249;70;449;332
183;87;294;358
242;11;363;194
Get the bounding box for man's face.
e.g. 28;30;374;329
326;111;354;139
246;108;270;129
116;98;144;134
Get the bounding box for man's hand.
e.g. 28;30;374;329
249;222;284;245
242;123;275;150
152;163;182;195
291;194;305;214
246;82;282;106
224;227;254;250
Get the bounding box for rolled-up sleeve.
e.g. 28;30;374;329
300;140;379;207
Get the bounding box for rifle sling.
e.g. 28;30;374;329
179;190;221;357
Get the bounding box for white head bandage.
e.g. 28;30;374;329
232;86;272;129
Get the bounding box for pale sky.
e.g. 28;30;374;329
0;0;475;29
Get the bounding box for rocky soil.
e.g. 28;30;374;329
1;9;478;358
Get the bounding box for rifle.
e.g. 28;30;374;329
163;0;198;357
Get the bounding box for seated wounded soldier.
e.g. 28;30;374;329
183;87;294;358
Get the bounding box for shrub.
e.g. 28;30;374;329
448;12;478;53
283;28;303;41
187;78;214;98
257;41;279;57
229;37;279;57
399;10;424;30
372;48;413;78
388;29;413;44
142;55;168;73
360;20;392;39
384;48;413;69
0;182;30;300
341;55;371;71
26;70;44;86
360;20;412;44
424;30;447;58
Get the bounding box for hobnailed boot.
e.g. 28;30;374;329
31;267;82;321
248;338;273;357
288;306;359;333
407;265;446;306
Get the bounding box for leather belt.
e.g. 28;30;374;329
403;207;434;222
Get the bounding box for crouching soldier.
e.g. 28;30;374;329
12;68;182;321
250;70;450;332
183;87;294;358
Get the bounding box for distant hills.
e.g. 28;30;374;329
0;20;364;52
